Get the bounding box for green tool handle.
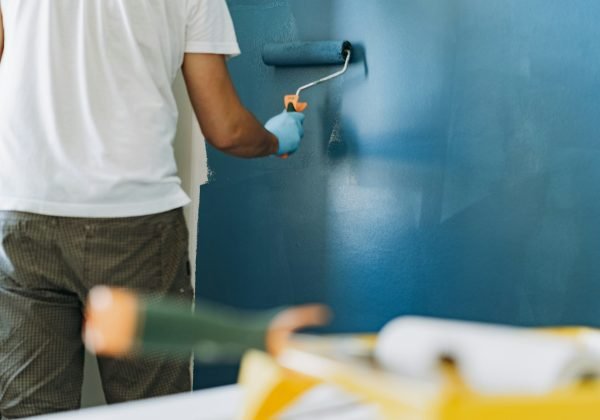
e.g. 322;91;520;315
137;299;283;362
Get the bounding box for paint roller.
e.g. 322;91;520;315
262;40;352;112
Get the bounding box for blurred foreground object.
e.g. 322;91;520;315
376;317;600;395
84;286;328;362
238;317;600;420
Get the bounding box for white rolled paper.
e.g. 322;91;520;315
375;317;600;395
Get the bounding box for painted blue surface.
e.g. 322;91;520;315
195;0;600;387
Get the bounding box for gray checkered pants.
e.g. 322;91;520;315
0;209;193;418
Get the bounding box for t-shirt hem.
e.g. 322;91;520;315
185;41;241;57
0;193;192;218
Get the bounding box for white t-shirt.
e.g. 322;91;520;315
0;0;240;217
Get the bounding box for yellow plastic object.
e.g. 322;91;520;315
238;330;600;420
237;350;320;420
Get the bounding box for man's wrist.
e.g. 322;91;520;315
268;132;280;155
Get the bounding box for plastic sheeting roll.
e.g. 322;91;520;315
375;317;600;395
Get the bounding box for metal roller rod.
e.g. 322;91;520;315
296;50;352;98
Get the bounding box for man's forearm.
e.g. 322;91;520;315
182;53;282;158
212;109;280;158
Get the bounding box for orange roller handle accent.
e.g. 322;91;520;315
284;95;308;113
278;95;307;159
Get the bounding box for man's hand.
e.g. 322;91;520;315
265;111;305;156
266;304;331;357
182;53;280;158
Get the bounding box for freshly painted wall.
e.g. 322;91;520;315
195;0;600;387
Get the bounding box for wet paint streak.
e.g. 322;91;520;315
327;118;341;146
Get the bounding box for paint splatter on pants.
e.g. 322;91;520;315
0;209;193;418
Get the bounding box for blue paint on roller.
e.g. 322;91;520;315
262;40;352;67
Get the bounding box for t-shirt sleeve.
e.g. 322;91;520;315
185;0;241;56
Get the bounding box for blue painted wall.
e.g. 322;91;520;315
195;0;600;387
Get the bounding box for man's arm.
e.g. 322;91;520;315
182;53;279;158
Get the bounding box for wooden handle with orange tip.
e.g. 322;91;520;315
83;287;286;361
83;287;329;362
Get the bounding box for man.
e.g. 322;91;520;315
0;1;317;417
